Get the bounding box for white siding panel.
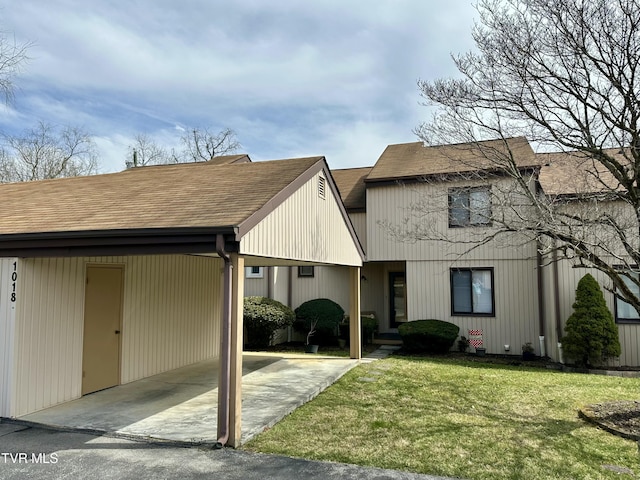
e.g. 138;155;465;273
244;274;269;297
0;258;18;417
120;255;222;384
292;265;351;312
407;259;540;355
10;254;222;417
241;170;362;266
349;212;367;254
367;180;537;262
13;258;86;417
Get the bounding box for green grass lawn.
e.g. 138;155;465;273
244;356;640;480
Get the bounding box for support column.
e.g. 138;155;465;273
228;253;244;447
349;266;362;359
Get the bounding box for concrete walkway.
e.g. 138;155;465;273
17;351;362;446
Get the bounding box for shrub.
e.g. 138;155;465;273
398;319;460;354
294;298;344;345
361;316;378;345
244;296;295;349
561;274;621;367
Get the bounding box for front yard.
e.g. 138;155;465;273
244;355;640;480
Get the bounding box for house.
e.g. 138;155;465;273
0;155;364;447
256;138;640;367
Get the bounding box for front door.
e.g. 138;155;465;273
82;265;123;395
389;272;407;328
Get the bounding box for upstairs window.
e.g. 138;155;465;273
448;186;491;227
451;268;494;316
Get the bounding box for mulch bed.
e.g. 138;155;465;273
579;401;640;441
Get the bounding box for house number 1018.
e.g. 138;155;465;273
10;261;17;302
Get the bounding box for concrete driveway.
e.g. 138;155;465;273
16;352;358;446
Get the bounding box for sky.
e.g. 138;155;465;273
0;1;479;173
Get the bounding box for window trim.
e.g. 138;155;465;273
613;266;640;324
448;186;492;228
450;267;495;317
298;265;315;278
245;266;264;279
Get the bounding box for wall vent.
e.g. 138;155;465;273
318;175;326;199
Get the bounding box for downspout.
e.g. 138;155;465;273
552;245;564;363
536;247;546;357
215;234;232;448
287;266;293;342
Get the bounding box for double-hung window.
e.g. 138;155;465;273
245;266;264;279
615;270;640;323
448;186;492;227
450;268;494;316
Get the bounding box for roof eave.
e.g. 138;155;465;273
0;226;239;258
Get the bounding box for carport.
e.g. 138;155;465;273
0;155;364;448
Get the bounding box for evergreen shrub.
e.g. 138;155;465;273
244;296;295;349
398;319;460;353
561;274;621;367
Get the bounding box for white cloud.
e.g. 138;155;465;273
2;0;479;170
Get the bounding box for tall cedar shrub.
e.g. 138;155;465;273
243;296;295;349
561;274;621;367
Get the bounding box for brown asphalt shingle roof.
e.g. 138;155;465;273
332;167;371;210
0;157;323;235
206;154;251;165
538;149;626;196
367;137;540;182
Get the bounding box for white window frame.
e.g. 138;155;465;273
245;266;264;279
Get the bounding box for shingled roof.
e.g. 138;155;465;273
367;137;540;183
538;149;626;196
0;156;323;236
331;167;371;211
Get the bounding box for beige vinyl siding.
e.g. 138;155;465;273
544;259;640;367
13;257;86;417
10;254;222;417
292;265;351;312
244;271;269;297
120;255;221;384
349;212;367;254
0;258;18;417
241;170;362;266
407;259;540;355
367;179;537;262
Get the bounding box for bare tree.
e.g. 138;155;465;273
0;121;98;182
0;29;31;104
127;127;240;167
405;0;640;312
177;127;240;163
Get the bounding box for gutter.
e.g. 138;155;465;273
215;234;232;448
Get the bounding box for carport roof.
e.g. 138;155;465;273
0;156;322;234
0;156;360;258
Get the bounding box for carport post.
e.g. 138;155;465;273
228;253;244;447
349;266;361;359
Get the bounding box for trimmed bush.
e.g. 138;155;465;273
561;274;621;367
244;296;295;349
294;298;344;345
398;319;460;354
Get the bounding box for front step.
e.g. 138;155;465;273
373;332;402;346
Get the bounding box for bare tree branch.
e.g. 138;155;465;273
0;121;98;182
404;0;640;313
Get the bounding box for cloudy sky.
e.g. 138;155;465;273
1;1;478;173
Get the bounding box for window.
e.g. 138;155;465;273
450;268;494;316
298;266;315;277
615;270;640;323
448;186;491;227
245;266;264;278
